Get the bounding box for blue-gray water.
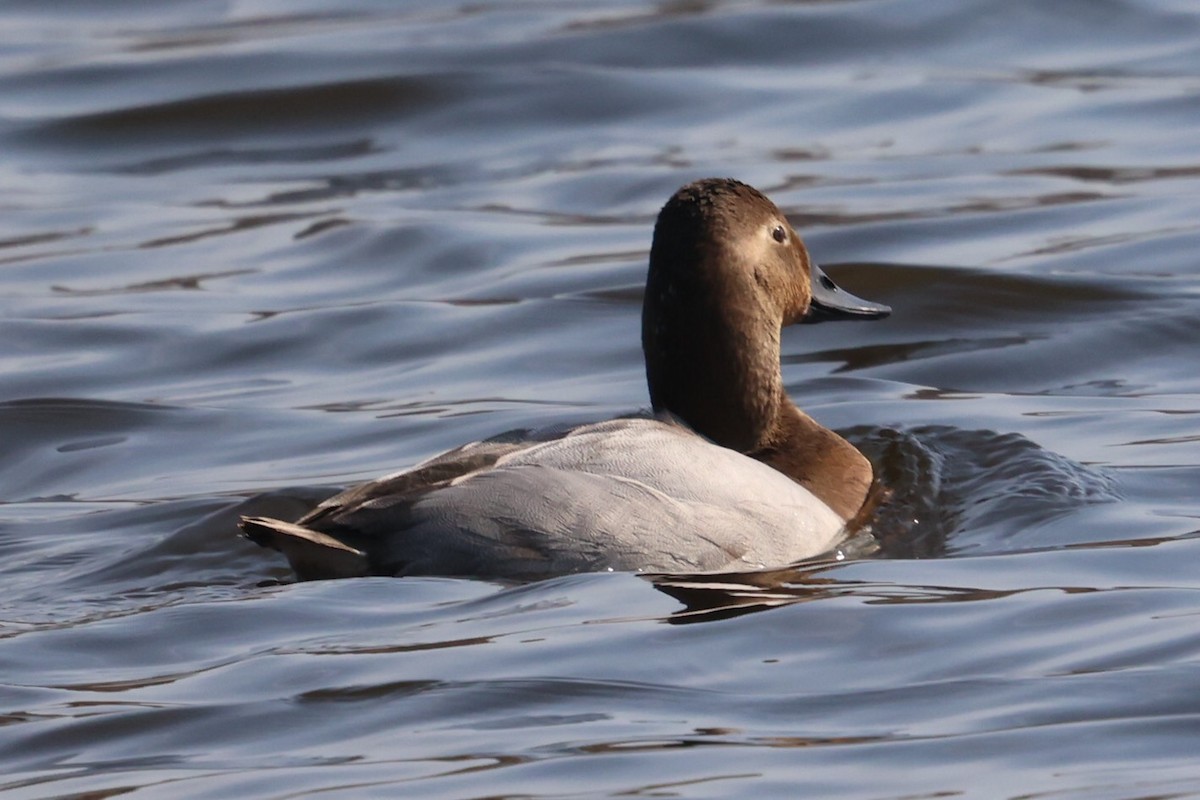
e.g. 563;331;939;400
2;1;1199;798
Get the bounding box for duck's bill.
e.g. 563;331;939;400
802;263;891;323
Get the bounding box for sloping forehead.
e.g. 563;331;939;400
657;179;783;246
664;178;774;216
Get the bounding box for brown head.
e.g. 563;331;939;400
641;178;889;518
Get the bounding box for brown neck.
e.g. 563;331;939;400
647;331;873;519
644;298;873;519
645;285;784;454
747;390;874;521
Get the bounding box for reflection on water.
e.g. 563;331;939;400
1;0;1199;797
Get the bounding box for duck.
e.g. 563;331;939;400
240;178;891;581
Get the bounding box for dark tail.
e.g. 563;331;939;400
240;516;369;580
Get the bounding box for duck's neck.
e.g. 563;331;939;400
644;310;872;521
645;297;784;455
747;391;873;522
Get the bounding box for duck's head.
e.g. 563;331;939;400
645;177;889;330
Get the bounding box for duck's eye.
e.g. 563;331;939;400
771;225;788;243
